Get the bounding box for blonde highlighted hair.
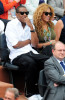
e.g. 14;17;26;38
33;3;55;36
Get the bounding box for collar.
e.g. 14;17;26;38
54;56;65;64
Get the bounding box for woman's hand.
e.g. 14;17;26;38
50;40;56;45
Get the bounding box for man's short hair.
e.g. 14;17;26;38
16;5;26;13
5;88;19;99
52;41;65;50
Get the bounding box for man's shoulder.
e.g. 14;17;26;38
44;56;57;65
45;56;53;62
7;18;18;26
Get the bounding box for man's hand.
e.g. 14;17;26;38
24;17;34;30
54;83;59;87
13;39;31;48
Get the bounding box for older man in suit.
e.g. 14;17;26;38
44;41;65;100
47;0;65;20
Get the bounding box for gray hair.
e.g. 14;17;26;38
52;41;65;50
5;88;19;99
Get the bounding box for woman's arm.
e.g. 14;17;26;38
54;20;64;41
37;40;56;48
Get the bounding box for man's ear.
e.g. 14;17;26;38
52;49;54;53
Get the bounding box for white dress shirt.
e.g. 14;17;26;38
5;18;38;61
55;57;65;74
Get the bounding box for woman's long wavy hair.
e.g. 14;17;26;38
33;3;55;36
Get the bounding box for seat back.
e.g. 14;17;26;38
38;69;48;97
1;33;9;62
0;32;9;65
0;33;19;69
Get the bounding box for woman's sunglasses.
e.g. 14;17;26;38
18;11;29;15
44;12;52;16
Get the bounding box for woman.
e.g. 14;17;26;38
33;3;56;56
0;0;26;20
54;15;65;44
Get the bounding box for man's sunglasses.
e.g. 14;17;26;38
44;12;52;16
18;11;29;15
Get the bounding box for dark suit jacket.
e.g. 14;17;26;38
44;56;65;100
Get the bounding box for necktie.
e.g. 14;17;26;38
60;61;65;71
39;0;44;4
63;0;65;9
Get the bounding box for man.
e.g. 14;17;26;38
5;5;48;100
47;0;65;20
4;88;19;100
44;41;65;100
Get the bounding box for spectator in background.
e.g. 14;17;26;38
4;88;19;100
44;41;65;100
5;5;49;100
0;0;26;32
54;15;65;44
47;0;65;20
33;3;56;57
23;0;45;23
0;0;26;20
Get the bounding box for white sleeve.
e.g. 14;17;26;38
5;22;18;46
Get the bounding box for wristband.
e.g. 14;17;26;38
30;29;35;32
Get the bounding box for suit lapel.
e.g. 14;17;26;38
51;56;64;74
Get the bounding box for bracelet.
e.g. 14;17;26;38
50;42;52;44
30;29;35;32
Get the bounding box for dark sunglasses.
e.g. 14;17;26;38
44;12;52;16
19;11;29;15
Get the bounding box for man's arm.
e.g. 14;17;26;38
44;59;65;85
5;21;31;49
13;40;31;48
24;17;39;47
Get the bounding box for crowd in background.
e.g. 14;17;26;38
0;0;65;100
